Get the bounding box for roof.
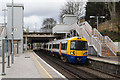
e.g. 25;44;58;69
47;37;87;44
7;3;24;9
62;14;77;18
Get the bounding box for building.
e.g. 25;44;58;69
7;3;24;54
53;14;77;38
62;14;77;25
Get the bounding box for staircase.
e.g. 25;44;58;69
70;21;117;57
102;43;113;56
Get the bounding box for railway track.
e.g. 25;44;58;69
34;50;119;80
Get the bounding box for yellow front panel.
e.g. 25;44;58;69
67;40;71;55
66;38;88;56
76;50;88;56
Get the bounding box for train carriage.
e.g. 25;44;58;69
45;37;88;63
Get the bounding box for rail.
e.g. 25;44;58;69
93;28;103;42
75;23;83;37
1;28;6;38
82;28;91;45
74;23;102;56
91;37;102;56
84;22;93;35
104;36;117;56
82;23;102;56
71;22;117;57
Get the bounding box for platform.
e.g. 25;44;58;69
88;56;120;65
0;51;67;80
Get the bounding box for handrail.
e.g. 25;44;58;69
91;36;102;56
75;22;102;56
84;22;92;30
83;22;93;36
82;28;91;45
1;28;6;38
0;28;3;37
104;36;117;56
71;22;117;57
93;28;103;42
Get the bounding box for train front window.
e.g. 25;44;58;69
70;41;87;50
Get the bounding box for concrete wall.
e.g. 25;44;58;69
7;3;24;54
63;14;77;25
114;42;120;52
88;59;120;76
7;4;23;39
52;24;71;34
88;46;97;56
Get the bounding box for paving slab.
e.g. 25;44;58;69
0;51;67;80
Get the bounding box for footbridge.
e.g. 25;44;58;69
23;31;63;50
69;21;118;57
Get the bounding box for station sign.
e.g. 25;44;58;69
13;27;17;31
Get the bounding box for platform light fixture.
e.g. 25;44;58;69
90;16;105;31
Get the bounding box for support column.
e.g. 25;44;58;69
65;33;68;38
7;40;10;68
1;39;6;75
25;37;27;51
17;41;18;54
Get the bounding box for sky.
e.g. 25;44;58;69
0;0;68;31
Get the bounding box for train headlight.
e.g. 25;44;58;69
83;52;87;55
70;52;75;55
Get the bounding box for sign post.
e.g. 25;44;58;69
1;39;6;75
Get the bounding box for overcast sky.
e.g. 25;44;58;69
0;0;68;31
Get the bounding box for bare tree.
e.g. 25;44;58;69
42;18;56;29
107;2;116;21
60;0;86;23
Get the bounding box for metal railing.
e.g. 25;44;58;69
84;22;93;35
104;36;117;56
1;28;6;38
73;22;102;56
69;22;117;57
93;28;103;42
92;37;102;56
82;28;91;45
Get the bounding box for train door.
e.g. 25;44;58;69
59;42;62;55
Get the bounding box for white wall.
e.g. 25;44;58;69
114;42;120;52
52;24;71;34
7;4;24;54
63;15;77;25
7;4;23;40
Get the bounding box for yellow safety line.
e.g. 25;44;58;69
31;52;54;80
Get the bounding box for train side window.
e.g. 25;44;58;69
53;44;55;48
44;45;46;48
53;44;59;49
47;45;48;48
65;43;67;49
49;44;51;49
61;43;67;50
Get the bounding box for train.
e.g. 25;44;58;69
40;37;88;63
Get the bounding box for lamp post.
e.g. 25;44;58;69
90;16;105;31
11;0;14;64
2;9;10;68
1;9;8;75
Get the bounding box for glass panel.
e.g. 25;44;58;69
70;41;87;50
